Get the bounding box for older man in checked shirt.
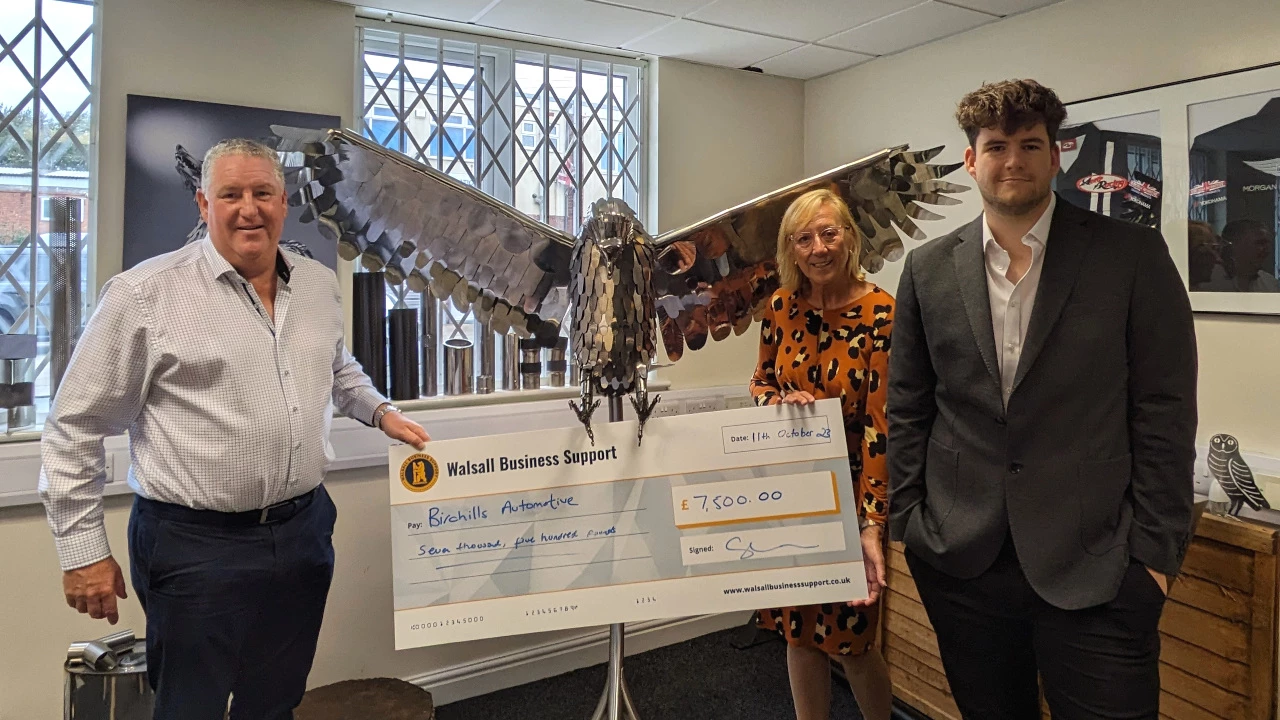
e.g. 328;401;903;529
39;138;430;720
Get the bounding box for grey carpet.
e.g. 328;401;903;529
435;625;865;720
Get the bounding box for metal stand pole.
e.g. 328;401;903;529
589;396;641;720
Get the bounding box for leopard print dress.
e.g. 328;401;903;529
748;285;894;656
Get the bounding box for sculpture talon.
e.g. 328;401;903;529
630;391;660;446
569;382;600;446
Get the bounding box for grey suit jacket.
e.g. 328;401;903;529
886;196;1198;610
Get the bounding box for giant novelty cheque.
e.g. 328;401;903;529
387;398;867;650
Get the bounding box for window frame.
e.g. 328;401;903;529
0;0;98;438
354;19;648;396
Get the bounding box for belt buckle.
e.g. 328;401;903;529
259;492;306;524
259;500;290;524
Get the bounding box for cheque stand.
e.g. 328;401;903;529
591;395;640;720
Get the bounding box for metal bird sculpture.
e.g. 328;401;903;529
1207;433;1270;517
175;144;208;245
269;126;966;444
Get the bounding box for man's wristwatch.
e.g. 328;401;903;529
373;403;401;429
859;516;881;531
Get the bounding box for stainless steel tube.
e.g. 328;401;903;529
547;336;567;388
502;332;520;391
519;338;542;390
476;318;495;395
444;338;474;395
388;308;419;400
6;358;34;431
420;293;438;397
49;196;81;400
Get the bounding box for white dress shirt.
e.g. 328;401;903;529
983;193;1055;406
39;237;388;570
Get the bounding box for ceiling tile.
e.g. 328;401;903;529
755;44;872;80
586;0;717;17
623;20;803;68
686;0;920;43
820;1;995;56
475;0;675;48
944;0;1061;17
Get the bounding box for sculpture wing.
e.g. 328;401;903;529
271;125;575;343
650;145;966;360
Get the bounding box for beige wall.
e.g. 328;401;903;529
651;59;805;389
0;1;805;717
805;0;1280;457
92;0;358;284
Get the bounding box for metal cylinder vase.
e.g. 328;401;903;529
502;332;520;391
444;338;474;395
518;338;542;390
388;308;419;401
352;271;387;395
48;196;82;399
475;318;495;395
0;334;37;434
547;336;568;388
420;294;439;397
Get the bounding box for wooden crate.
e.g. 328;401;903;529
881;514;1279;720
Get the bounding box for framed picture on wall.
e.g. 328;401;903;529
1186;90;1280;297
1053;110;1163;229
123;94;342;271
1063;61;1280;315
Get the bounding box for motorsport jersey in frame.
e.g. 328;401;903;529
1187;90;1280;294
1054;110;1163;229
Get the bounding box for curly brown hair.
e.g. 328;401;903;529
955;79;1067;147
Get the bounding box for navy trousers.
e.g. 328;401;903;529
127;484;337;720
905;534;1166;720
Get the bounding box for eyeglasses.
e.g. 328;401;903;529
790;225;847;251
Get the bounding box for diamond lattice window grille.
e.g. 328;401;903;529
359;23;646;394
1;0;95;433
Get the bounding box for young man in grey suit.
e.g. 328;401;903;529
887;79;1198;720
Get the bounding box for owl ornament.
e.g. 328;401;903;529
1206;433;1270;518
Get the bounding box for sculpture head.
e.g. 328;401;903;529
579;198;649;268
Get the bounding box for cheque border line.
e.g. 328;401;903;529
389;454;848;506
395;558;864;611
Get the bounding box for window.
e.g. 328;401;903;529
359;23;645;395
364;105;402;149
442;112;474;162
1;0;95;434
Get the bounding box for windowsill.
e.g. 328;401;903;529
372;384;608;413
2;380;770;510
0;382;670;446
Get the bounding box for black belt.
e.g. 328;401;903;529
135;487;318;528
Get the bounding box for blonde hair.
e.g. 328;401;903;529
776;188;864;291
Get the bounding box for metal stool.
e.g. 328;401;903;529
64;631;154;720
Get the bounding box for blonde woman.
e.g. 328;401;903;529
749;188;893;720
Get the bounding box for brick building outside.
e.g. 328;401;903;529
0;168;90;245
